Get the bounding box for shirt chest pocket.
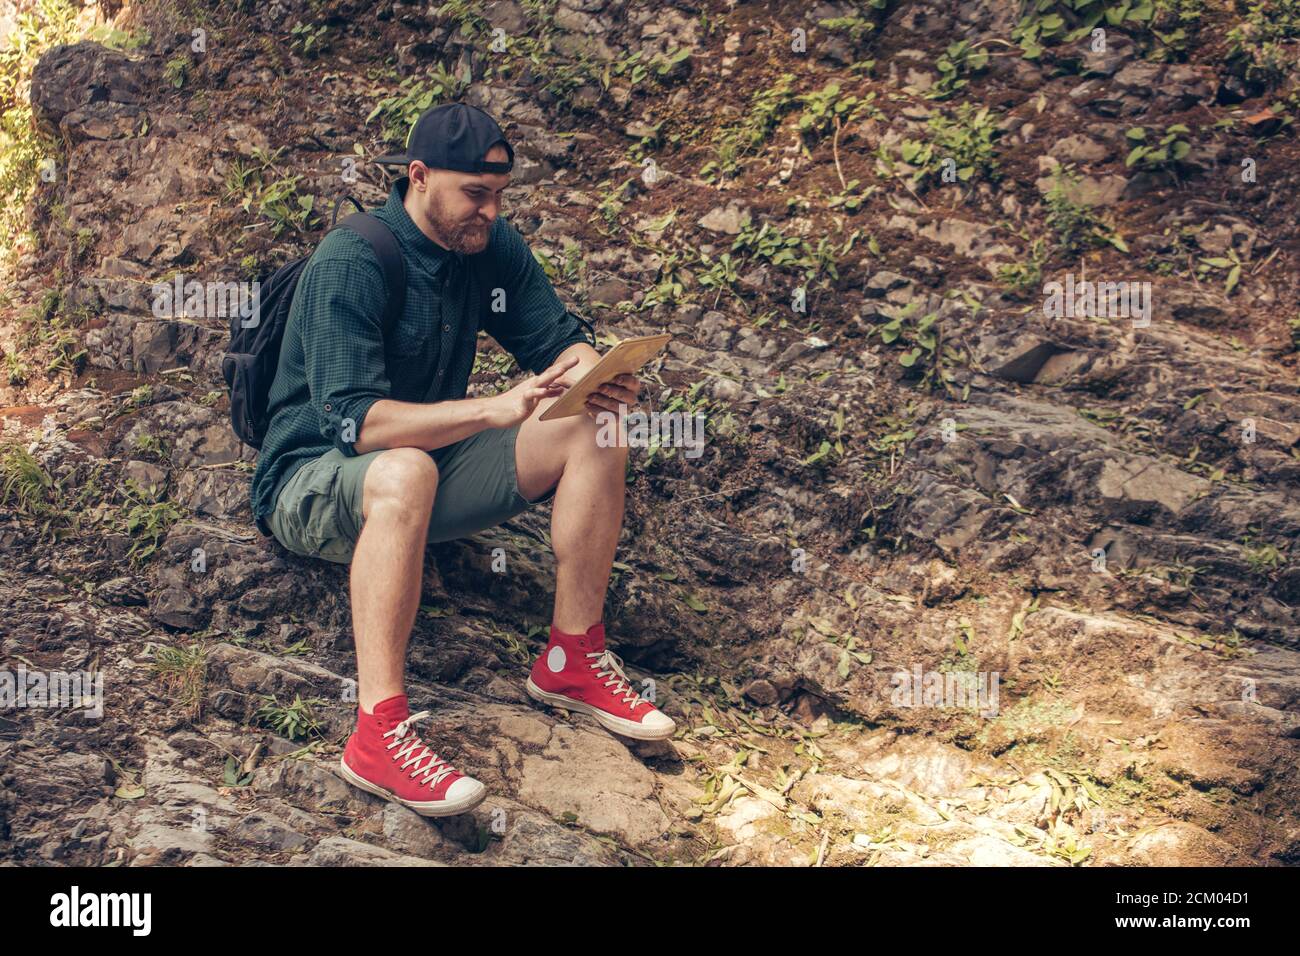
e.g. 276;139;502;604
385;312;437;365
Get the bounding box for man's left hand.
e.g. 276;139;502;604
583;373;640;419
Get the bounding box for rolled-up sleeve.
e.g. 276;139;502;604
482;218;595;374
298;253;390;456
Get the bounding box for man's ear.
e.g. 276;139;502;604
408;160;429;190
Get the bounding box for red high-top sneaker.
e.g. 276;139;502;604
338;694;486;817
525;623;676;740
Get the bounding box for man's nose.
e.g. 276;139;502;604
479;199;498;221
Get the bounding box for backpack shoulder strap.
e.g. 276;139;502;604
335;211;406;334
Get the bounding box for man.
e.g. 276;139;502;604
249;103;675;817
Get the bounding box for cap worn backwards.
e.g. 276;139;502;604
373;102;514;175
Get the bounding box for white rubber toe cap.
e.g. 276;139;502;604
443;776;487;806
640;709;677;737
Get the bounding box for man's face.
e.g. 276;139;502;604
406;143;510;254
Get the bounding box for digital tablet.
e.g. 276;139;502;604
539;333;672;421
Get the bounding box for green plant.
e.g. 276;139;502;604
818;8;885;42
560;238;586;283
1150;0;1205;59
796;81;873;141
827;178;871;212
223;756;254;787
128;384;154;409
1012;0;1156;59
163;54;190;89
153;643;206;719
259;176;315;236
1243;539;1285;576
877;304;938;370
289;21;330;56
701;73;797;180
4;350;29;385
85;23;150;50
1124;124;1191;171
997;238;1048;296
726;221;846;290
224;147;318;237
1042;817;1093;866
802;406;849;469
2;443;115;539
927;40;989;100
45;327;87;375
587;176;634;234
0;443;54;517
14;287;59;348
1044;168;1128;254
118;482;183;564
437;0;493;39
731;221;803;265
696;251;741;307
1224;1;1300;87
894;104;1001;186
0;0;82;258
606;50;648;88
870;302;966;396
651;45;691;78
256;694;326;741
367;66;468;144
639;248;688;311
1195;248;1244;296
131;432;169;461
523;44;604;105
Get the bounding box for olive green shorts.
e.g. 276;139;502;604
264;424;553;565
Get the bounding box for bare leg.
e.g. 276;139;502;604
515;402;629;634
350;447;439;712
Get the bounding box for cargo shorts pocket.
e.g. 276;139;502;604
271;456;357;564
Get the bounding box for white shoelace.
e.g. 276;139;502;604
587;650;648;710
384;711;458;789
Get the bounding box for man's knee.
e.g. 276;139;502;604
567;410;630;462
361;447;439;521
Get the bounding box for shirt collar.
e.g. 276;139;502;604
382;177;463;275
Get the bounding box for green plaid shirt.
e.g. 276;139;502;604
250;177;592;524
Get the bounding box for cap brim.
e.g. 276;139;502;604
372;153;412;166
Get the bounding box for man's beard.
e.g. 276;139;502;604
428;193;491;254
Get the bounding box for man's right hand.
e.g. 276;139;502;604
482;355;578;428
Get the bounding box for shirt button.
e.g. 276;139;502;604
324;403;332;411
443;324;451;333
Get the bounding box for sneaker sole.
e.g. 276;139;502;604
525;677;676;741
337;757;487;817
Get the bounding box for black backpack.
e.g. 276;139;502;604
221;196;407;450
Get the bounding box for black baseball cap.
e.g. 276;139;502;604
373;102;514;174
